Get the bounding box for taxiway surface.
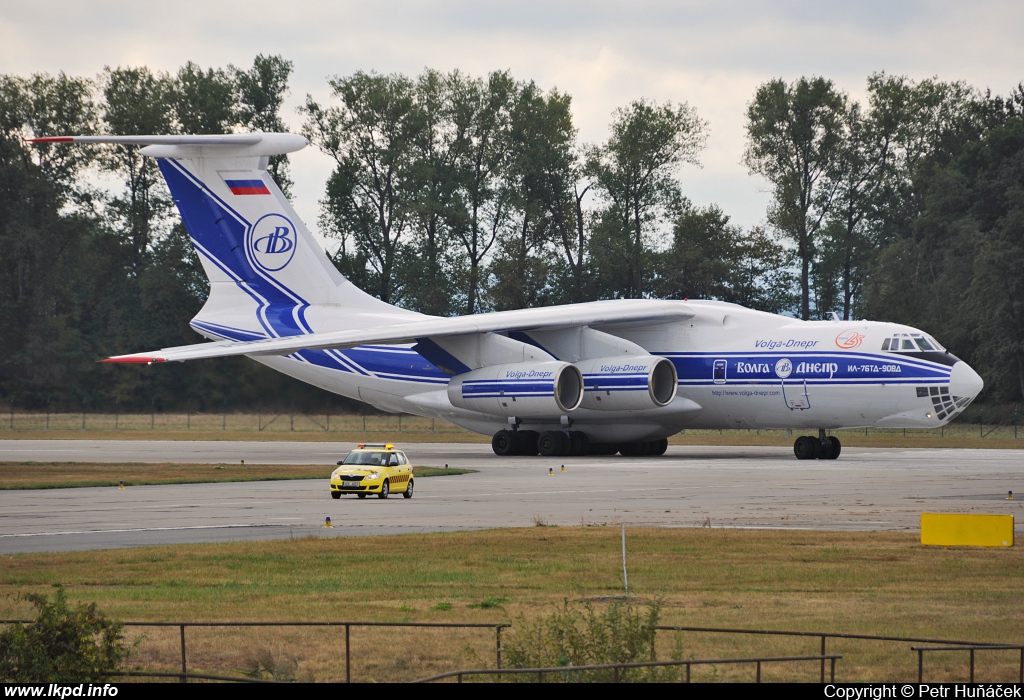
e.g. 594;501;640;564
1;440;1020;553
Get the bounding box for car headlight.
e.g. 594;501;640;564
365;472;381;481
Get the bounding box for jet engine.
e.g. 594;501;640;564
447;361;584;418
575;356;678;411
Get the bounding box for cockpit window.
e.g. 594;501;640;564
886;332;946;353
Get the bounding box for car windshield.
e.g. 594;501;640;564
342;451;390;466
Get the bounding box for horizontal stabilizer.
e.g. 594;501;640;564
103;300;694;363
25;133;308;158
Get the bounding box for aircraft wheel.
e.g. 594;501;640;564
794;436;817;460
827;436;841;460
331;491;341;499
816;437;835;460
516;430;540;456
651;438;669;456
378;480;390;499
403;479;414;498
492;430;517;456
538;431;566;457
619;442;645;457
569;431;589;456
587;442;619;456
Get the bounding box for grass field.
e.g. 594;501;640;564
2;527;1021;682
0;462;476;490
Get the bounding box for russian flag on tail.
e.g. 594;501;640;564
225;178;271;195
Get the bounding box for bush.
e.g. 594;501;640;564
501;598;680;682
0;587;129;682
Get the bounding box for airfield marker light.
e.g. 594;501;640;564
445;463;448;469
118;480;124;490
240;460;244;466
324;516;332;528
548;467;553;476
1008;491;1014;500
561;464;565;472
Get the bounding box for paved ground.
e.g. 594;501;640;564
0;440;1021;553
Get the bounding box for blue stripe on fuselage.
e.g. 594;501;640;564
659;351;951;385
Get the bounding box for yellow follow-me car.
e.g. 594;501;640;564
330;443;414;500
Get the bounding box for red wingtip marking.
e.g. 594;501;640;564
101;357;166;364
24;136;74;143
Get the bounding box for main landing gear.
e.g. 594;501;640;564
794;429;841;460
491;429;667;458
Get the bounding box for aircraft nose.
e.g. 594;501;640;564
949;361;984;400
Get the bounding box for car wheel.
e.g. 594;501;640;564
403;479;414;498
331;491;341;499
357;493;367;499
378;480;390;499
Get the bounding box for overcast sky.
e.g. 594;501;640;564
3;1;1023;234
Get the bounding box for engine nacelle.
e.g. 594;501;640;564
576;355;678;411
447;361;584;418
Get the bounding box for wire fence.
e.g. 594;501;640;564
0;408;471;435
0;406;1020;440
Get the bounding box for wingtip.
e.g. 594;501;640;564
24;136;74;143
101;356;166;364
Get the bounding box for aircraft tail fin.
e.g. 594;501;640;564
29;134;402;341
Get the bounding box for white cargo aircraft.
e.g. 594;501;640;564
32;133;984;459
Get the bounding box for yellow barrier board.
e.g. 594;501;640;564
920;513;1014;547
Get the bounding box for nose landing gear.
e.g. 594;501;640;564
794;430;841;460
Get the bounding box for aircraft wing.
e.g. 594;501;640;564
103;300;693;363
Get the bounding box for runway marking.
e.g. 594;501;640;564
0;524;288;538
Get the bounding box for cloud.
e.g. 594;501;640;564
3;0;1022;231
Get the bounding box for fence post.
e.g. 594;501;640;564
187;401;191;431
9;398;13;430
180;624;187;684
918;649;924;683
115;400;119;430
151;400;155;430
970;648;975;683
46;398;51;430
496;626;502;669
820;635;826;683
345;624;351;683
756;660;761;683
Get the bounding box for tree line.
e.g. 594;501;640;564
2;58;1023;410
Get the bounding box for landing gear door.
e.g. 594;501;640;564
712;359;727;385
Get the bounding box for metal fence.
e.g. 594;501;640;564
4;618;1018;683
414;654;843;683
1;407;1021;439
654;625;1020;684
1;619;508;683
0;408;471;435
